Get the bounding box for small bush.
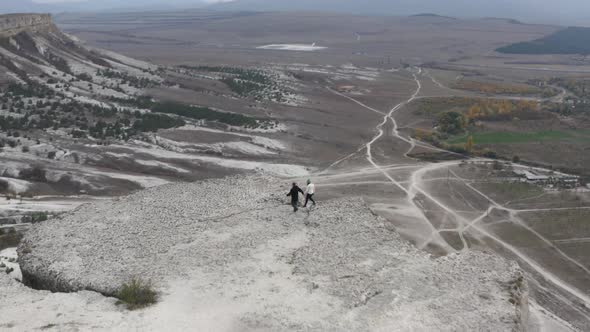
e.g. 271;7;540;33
31;212;48;223
19;165;47;182
446;144;468;155
116;278;157;310
483;150;498;159
0;180;8;193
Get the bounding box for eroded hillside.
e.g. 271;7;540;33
0;14;313;224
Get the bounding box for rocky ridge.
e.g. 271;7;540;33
0;14;54;37
13;175;530;331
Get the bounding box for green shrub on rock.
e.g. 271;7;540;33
116;278;158;310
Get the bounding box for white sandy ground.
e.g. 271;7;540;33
4;176;527;331
133;159;191;173
86;170;171;188
177;125;287;151
214;141;277;156
94;48;158;71
0;177;31;194
109;142;309;178
279;63;380;81
256;44;327;52
145;134;278;156
0;196;110;215
529;301;578;332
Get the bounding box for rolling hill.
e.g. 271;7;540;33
497;27;590;54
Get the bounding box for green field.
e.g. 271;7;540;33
446;130;590;145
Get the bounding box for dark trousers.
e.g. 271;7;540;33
304;194;315;207
291;200;299;212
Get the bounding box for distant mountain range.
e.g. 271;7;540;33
208;0;590;25
2;0;590;26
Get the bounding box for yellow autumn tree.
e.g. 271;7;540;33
498;100;512;115
414;128;432;141
465;135;474;153
414;128;424;140
468;105;482;119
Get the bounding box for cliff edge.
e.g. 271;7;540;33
0;14;54;37
11;175;530;331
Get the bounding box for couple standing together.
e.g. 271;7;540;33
287;179;316;212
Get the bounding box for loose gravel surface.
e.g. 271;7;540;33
3;176;527;331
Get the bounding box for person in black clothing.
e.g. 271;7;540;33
287;182;305;212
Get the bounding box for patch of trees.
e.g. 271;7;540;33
466;99;543;121
109;95;154;109
0;77;274;145
46;52;71;74
547;100;590;115
549;78;590;98
180;66;270;83
416;97;545;122
114;97;275;129
0;115;29;131
19;165;47;182
76;73;93;82
179;65;285;102
151;101;265;128
221;78;266;98
132;113;185;132
453;79;541;95
6;82;54;98
546;78;590;114
437;111;467;135
97;69;159;89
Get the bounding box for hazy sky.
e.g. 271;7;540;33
13;0;590;26
33;0;228;2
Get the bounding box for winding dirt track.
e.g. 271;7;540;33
316;68;590;330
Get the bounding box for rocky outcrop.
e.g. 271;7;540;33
17;175;530;330
0;14;54;37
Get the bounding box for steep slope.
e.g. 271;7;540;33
0;14;179;200
0;14;306;218
15;175;529;331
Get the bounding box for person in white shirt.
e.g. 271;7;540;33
303;179;316;207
